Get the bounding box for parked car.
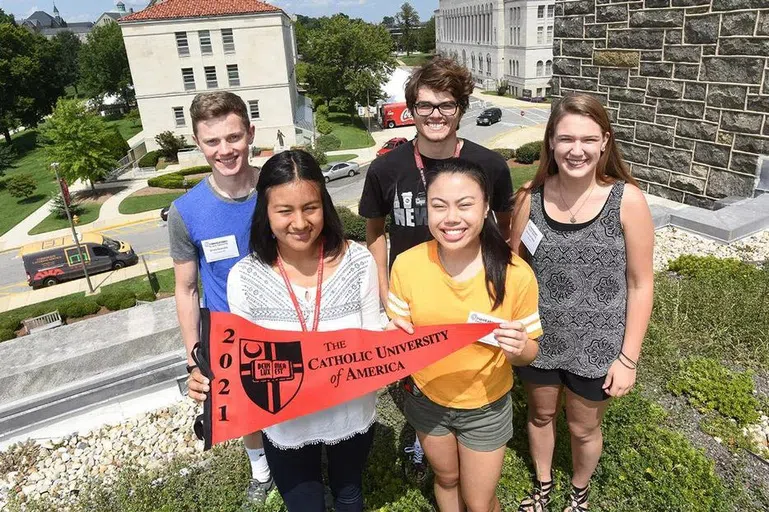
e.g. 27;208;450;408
21;233;139;288
160;206;170;222
376;137;408;157
476;107;502;126
322;161;360;183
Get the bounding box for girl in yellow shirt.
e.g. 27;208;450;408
387;158;542;512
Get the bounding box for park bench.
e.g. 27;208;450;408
23;310;63;335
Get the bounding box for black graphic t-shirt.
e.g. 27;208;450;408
359;139;513;269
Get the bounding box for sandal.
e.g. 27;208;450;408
563;482;590;512
518;477;554;511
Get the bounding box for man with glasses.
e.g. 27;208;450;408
358;57;514;479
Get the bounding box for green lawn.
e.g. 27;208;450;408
104;112;143;142
119;192;184;215
326;153;358;163
399;53;435;67
509;163;539;190
28;202;102;235
327;112;375;150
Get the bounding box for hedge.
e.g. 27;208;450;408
147;166;209;189
336;206;366;242
316;133;341;152
58;299;101;319
493;148;515;161
96;290;137;311
0;328;15;342
138;150;160;168
515;141;542;164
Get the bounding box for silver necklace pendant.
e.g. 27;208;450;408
570;216;577;223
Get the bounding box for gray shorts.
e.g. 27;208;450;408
403;385;513;452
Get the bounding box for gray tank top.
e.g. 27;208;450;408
528;181;627;378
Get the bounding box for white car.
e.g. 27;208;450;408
322;161;360;183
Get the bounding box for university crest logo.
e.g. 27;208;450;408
240;338;304;414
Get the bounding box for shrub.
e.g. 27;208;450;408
667;254;759;280
177;166;211;176
0;178;5;191
668;357;761;426
138;150;160;168
493;148;515;161
96;290;137;311
336;206;366;241
0;328;15;342
514;141;542;164
6;173;37;199
135;290;157;302
147;174;184;189
154;131;187;162
102;126;130;160
49;191;85;219
497;79;509;96
58;299;101;319
316;133;341;153
316;117;333;135
316;104;329;118
306;144;327;166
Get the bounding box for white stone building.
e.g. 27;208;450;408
119;0;303;154
435;0;555;98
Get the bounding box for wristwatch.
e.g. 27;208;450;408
186;364;198;374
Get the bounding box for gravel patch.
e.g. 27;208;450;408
654;227;769;271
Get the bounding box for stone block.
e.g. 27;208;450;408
637;123;676;145
734;135;769;154
721;11;758;36
628;0;645;10
656;115;677;127
609;88;647;103
649;184;684;201
640;61;673;77
684;14;720;44
629;76;649;89
700;58;764;85
647;78;683;98
674;64;700;80
721;111;764;135
595;40;607;49
618;140;651;163
719;38;769;57
676;119;718;141
657;99;705;119
666;30;683;44
596;4;628;22
670;173;706;193
701;44;716;56
555;17;585;38
747;96;769;114
718;131;735;145
563;40;595;58
694;142;731;167
584;66;602;78
671;0;709;5
707;84;747;109
730;152;760;175
608;29;665;49
641;50;663;61
705;108;721;123
691;164;709;178
594;50;641;67
683;194;715;209
561;77;599;91
649;145;693;171
684;82;706;101
706;169;755;198
630;9;684;27
552;78;561;96
687;6;711;13
712;0;767;10
645;0;670;7
600;69;629;86
759;12;769;36
676;137;696;150
553;58;582;76
664;45;701;63
633;165;670;184
585;24;608;39
619;103;656;122
563;0;595;15
614;124;635;141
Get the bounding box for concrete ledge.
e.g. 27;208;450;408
670;193;769;242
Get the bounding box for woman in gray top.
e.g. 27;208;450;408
510;94;654;512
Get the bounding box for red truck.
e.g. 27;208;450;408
379;102;415;129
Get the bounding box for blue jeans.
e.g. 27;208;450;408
262;425;375;512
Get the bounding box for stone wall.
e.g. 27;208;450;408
552;0;769;207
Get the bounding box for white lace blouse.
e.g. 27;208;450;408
226;242;382;449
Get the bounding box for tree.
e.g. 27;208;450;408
50;191;85;218
419;16;436;53
103;126;130;160
0;8;15;25
41;98;117;190
51;31;82;96
155;131;187;162
303;15;396;118
6;173;36;199
396;3;420;55
79;23;134;106
0;144;15;177
382;16;396;28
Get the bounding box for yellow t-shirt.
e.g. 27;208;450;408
387;240;543;409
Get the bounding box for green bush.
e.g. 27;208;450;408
7;173;37;199
668;357;761;426
0;328;16;342
96;290;137;311
135;290;157;302
154;131;187;162
514;141;542;164
58;299;101;319
497;79;509;96
316;104;329;118
493;148;515;161
316;117;333;135
316;133;341;153
336;206;366;241
667;254;759;280
147;174;184;189
103;126;130;160
306;144;327;166
177;166;211;176
138;150;160;168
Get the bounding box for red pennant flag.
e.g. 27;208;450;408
193;310;496;448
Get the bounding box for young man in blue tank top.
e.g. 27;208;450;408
168;92;273;504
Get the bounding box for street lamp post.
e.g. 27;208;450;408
51;163;95;294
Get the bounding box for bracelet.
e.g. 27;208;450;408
617;358;636;371
618;351;638;369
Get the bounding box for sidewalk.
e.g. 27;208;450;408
472;93;552;110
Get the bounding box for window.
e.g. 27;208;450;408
182;68;195;91
547;25;553;43
487;54;492;76
546;60;552;75
546;87;552;96
508;59;512;75
199;30;212;55
205;66;218;89
548;5;555;17
173;107;185;128
538;6;545;18
175;32;189;57
92;246;110;257
537;26;544;44
249;100;260;120
537;88;543;97
222;28;235;53
471;53;476;70
536;60;544;77
479;56;483;73
227;64;240;87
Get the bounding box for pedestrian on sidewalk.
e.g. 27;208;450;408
167;91;274;505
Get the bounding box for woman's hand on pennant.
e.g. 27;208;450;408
494;321;528;357
386;317;414;334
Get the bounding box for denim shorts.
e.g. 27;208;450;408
403;383;513;452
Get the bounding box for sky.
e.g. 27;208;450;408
0;0;439;25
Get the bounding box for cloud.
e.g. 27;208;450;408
24;6;41;17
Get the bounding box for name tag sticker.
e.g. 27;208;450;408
521;220;544;255
467;311;508;347
201;235;240;263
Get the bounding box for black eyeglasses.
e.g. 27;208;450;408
414;101;459;117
